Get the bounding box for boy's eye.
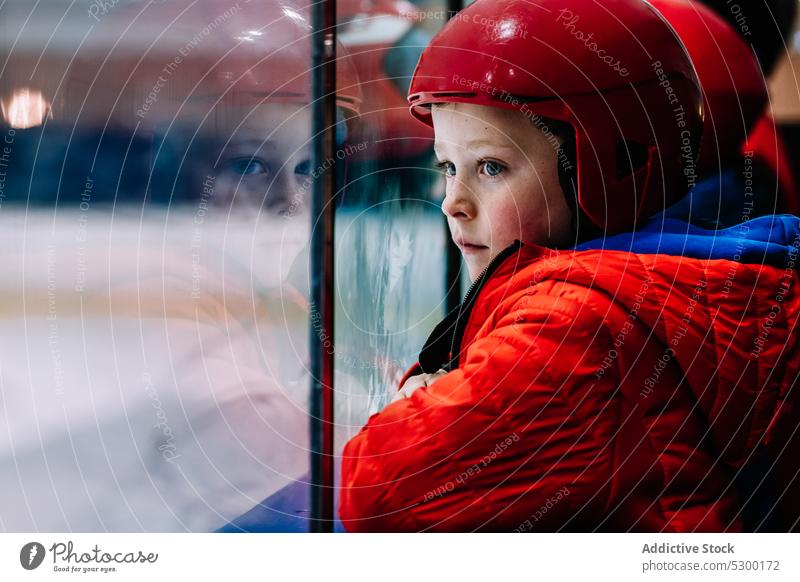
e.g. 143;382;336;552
295;159;312;176
224;157;269;176
481;160;505;177
435;160;456;177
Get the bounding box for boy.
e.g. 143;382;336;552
340;0;800;531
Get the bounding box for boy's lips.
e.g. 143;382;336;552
454;237;488;253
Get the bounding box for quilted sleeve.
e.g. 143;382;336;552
339;291;623;531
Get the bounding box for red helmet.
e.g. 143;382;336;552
59;0;363;208
336;0;434;161
407;0;704;234
68;0;362;127
650;0;766;174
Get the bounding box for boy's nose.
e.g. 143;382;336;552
266;173;306;216
441;180;475;220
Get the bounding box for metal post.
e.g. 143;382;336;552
309;0;338;533
447;0;464;18
445;0;465;313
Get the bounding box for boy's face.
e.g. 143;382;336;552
198;102;312;216
431;102;573;281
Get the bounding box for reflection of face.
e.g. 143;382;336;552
431;102;573;281
206;102;312;216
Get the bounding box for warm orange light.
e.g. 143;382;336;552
1;88;51;129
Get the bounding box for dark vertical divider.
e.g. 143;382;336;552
309;0;338;533
445;0;465;313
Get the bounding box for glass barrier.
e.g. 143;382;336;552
0;0;450;532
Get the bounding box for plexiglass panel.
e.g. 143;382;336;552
0;0;319;532
0;0;451;532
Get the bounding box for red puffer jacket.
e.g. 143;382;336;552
340;240;800;531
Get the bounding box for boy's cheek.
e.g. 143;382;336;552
489;210;525;244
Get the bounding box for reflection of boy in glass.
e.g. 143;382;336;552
37;0;362;530
205;102;313;215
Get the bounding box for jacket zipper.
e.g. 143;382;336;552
446;240;523;369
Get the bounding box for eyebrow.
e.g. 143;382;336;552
434;140;516;154
467;139;514;149
223;138;278;149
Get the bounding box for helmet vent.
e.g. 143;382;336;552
430;92;475;99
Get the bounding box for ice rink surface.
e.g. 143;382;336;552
0;208;446;531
